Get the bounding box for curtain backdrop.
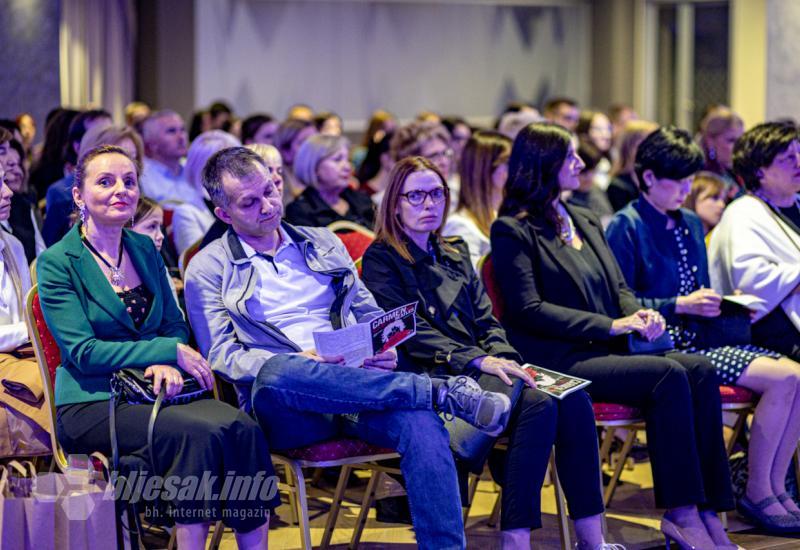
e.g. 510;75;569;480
59;0;136;123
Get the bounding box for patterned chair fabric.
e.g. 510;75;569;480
593;402;642;421
31;291;61;383
282;439;394;461
480;255;505;321
719;385;754;403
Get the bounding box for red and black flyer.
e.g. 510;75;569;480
370;302;418;354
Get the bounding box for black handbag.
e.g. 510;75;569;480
626;331;675;355
685;300;752;349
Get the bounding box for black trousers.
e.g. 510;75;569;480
57;399;280;532
753;307;800;361
560;351;734;511
491;386;604;530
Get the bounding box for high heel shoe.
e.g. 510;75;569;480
661;516;714;550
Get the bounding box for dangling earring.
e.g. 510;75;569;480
130;215;135;227
78;204;86;225
708;147;717;161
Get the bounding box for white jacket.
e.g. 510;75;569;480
708;194;800;330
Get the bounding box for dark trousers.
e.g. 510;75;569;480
753;307;800;361
561;351;734;511
57;399;278;532
493;386;604;530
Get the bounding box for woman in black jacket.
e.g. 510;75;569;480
362;157;615;550
490;123;737;549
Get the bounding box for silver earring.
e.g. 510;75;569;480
131;215;135;227
78;204;86;224
708;147;716;161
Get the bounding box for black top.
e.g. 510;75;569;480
564;241;618;317
490;203;640;368
778;202;800;235
117;284;154;329
361;235;520;376
284;186;375;230
8;193;41;264
606;173;639;212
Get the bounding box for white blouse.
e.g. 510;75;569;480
0;232;31;352
443;212;490;271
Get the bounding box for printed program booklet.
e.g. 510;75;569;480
522;364;591;399
313;302;418;368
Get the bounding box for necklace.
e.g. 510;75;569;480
555;202;576;242
81;232;125;286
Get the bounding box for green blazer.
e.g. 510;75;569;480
37;225;189;406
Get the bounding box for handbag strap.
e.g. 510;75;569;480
147;389;164;475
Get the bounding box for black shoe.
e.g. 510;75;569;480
436;375;511;436
374;495;412;525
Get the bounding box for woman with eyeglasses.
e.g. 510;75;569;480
490;123;737;549
361;157;620;550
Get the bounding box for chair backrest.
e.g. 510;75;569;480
24;285;67;471
29;257;37;286
479;254;505;321
328;221;376;272
179;238;203;279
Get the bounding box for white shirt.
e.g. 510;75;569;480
242;228;336;351
140;158;203;206
0;233;31;352
172;202;215;256
443;211;490;271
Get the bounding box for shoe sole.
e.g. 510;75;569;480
480;392;512;436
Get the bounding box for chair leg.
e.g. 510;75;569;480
284;463;300;525
320;465;353;550
598;426;615;464
550;451;571;550
291;463;313;550
603;427;637;507
350;470;380;550
463;472;480;526
488;488;502;528
207;520;225;549
167;529;176;550
726;410;748;456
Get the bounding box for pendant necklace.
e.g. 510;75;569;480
82;232;125;286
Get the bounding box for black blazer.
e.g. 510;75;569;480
284;186;375;230
490;203;641;368
362;236;520;376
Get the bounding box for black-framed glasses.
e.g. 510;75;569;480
399;187;447;206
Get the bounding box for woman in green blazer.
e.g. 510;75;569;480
37;145;277;549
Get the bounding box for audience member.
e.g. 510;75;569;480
569;143;614;227
391;120;457;209
124;101;151;133
140;110;197;204
497;109;541;141
184;146;513;550
608;103;638;140
443;130;511;269
172;130;240;256
491;122;736;549
698;107;745;200
313;111;343;136
2;140;44;263
606;120;658;212
130;196;183;297
15;113;36;156
709;121;800;361
441;116;472;170
43;125;143;247
285;134;375;229
683;171;727;236
543;97;580;132
241;114;279;146
274;118;318;200
356;131;394;201
287;103;314;122
362;156;616;550
208;101;234;132
352;109;396;171
576;110;613;190
28;108;80;199
607;126;800;534
37;145;278;548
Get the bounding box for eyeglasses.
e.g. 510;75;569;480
425;149;454;162
399;187;448;206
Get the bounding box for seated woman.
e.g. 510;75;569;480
240;113;278;146
0;161;50;456
171;130;240;256
698;107;744;200
709;121;800;361
576;110;613;190
362;156;616;550
490;123;738;549
606;120;658;212
683;171;727;237
274;118;317;201
3;139;44;263
284;134;375;229
442;130;511;270
37;145;278;549
607;126;800;533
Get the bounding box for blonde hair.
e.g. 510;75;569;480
612;120;659;177
684;171;726;212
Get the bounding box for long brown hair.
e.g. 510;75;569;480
457;130;511;237
375;156;453;263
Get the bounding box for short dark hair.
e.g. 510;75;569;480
543;97;578;116
733;121;799;191
241;114;275;144
578;141;602;173
64;109;112;165
499;122;572;227
0;127;12;145
634;126;704;194
202;146;267;207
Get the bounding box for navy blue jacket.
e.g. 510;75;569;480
605;197;709;323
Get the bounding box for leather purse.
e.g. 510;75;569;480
626;331;675;355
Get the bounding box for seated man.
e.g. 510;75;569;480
184;147;510;550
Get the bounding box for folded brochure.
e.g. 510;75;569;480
313;302;418;368
522;364;591;399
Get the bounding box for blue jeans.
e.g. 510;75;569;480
251;354;465;550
